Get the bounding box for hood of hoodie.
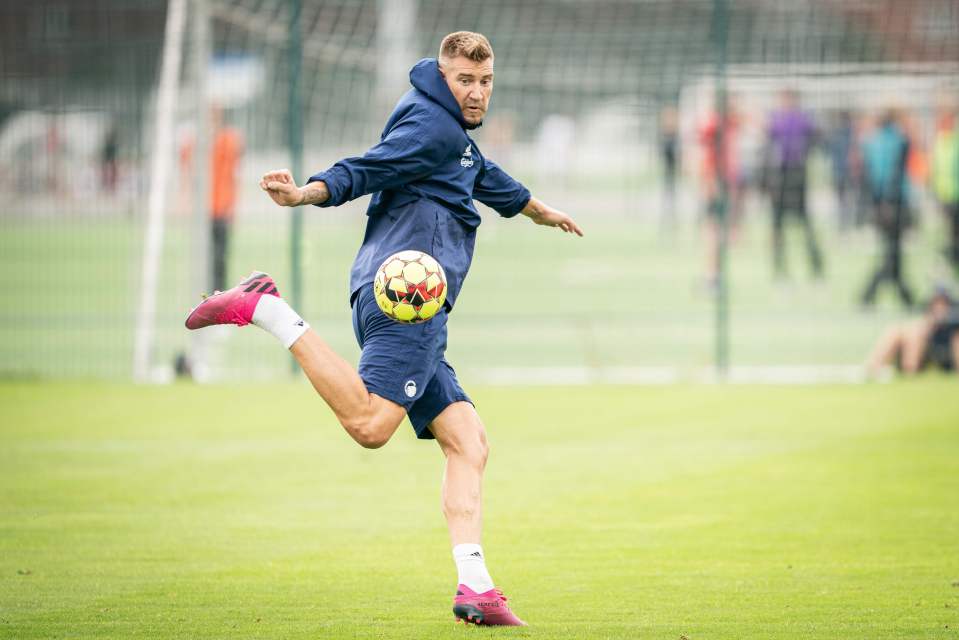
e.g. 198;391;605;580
409;58;481;131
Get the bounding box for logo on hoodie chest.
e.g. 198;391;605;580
460;144;474;168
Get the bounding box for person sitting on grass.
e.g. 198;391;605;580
866;287;959;377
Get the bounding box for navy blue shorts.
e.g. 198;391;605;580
351;283;472;439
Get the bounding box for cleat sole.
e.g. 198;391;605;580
453;604;484;625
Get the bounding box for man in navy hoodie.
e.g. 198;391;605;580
186;32;582;626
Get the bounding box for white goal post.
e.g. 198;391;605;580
132;0;188;382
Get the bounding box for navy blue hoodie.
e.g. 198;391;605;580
307;58;531;309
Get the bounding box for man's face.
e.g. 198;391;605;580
439;56;493;125
929;296;950;321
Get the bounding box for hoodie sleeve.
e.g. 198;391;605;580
307;114;451;207
473;158;531;218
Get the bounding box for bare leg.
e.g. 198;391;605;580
289;330;406;448
429;401;489;546
866;323;906;376
432;401;527;624
899;319;933;374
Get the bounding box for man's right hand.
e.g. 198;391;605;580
259;169;330;207
260;169;303;207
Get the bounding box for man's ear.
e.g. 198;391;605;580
437;58;446;77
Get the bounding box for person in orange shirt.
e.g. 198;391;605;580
698;100;741;291
209;106;243;292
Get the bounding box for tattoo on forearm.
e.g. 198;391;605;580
300;182;329;205
523;198;543;218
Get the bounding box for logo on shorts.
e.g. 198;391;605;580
404;380;417;398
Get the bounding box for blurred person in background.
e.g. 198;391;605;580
763;89;823;280
826;110;857;232
659;105;680;232
45;117;63;195
178;107;244;291
861;108;914;308
931;103;959;274
852;112;878;229
902;111;929;208
100;123;119;194
866;287;959;377
698;97;741;291
209;106;243;292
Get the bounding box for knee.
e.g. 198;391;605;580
354;428;391;450
340;415;394;450
903;319;932;344
470;437;490;470
448;431;490;470
881;323;906;344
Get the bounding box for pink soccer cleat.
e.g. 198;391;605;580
452;585;527;626
184;271;279;330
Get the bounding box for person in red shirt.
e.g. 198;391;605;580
698;100;741;290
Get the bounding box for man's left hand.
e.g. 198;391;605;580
521;197;584;237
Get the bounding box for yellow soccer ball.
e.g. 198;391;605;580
373;250;448;324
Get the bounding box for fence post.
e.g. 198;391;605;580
288;0;304;375
713;0;730;379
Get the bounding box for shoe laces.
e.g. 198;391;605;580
494;589;507;602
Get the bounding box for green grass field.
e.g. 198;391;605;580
2;380;957;638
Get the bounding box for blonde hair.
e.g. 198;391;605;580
439;31;494;62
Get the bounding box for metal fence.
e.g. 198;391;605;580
1;0;957;381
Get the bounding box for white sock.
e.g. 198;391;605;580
453;543;495;593
251;294;309;349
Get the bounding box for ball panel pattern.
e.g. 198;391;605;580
372;250;448;324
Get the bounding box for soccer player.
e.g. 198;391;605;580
185;31;583;626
